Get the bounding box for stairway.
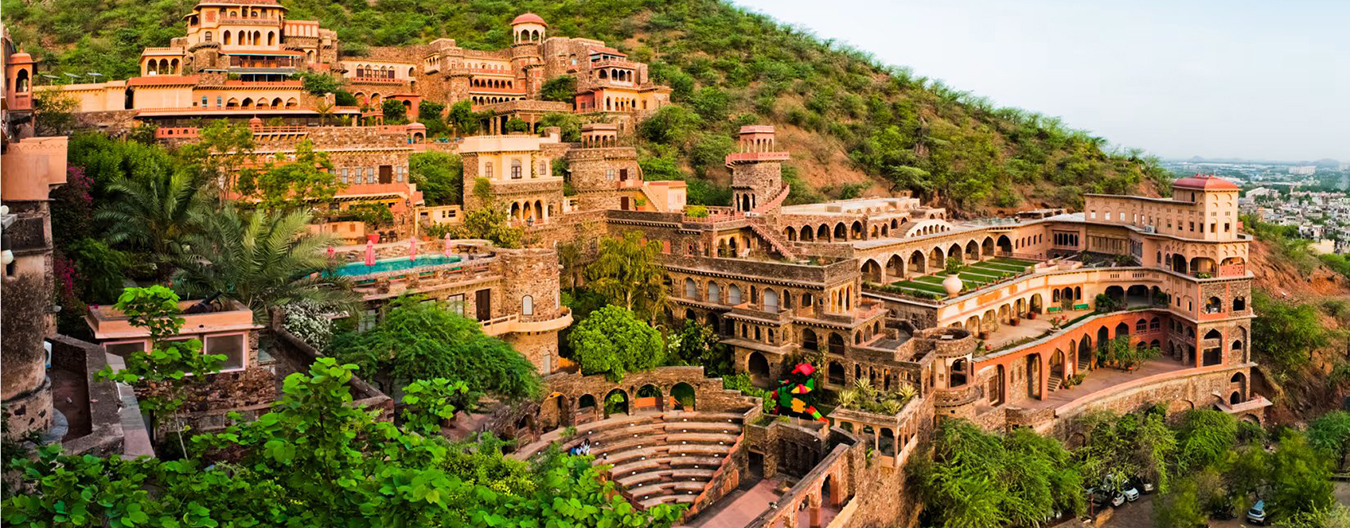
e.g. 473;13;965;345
747;220;797;260
1047;376;1063;393
751;184;792;214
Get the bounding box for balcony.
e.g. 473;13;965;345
87;300;257;341
480;307;573;336
348;76;404;85
724;151;790;165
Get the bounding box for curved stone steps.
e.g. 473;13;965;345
615;467;717;488
625;480;708;499
599;444;731;466
587;432;739;454
610;455;726;477
638;494;697;509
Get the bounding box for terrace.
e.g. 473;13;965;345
876;257;1039;299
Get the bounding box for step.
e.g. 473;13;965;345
610;456;727;476
638;494;698;510
615;467;717;488
588;432;740;454
625;480;708;499
600;444;731;466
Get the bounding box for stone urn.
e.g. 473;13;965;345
942;274;963;297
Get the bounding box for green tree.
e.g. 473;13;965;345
398;378;472;436
1269;431;1335;523
540;75;576;102
95;286;225;454
503;117;529;133
32;89;78;136
417;100;448;136
175;206;356;321
409;151;462;206
1308;410;1350;471
450;205;524;249
234;139;343;212
1153;477;1208;528
568;305;664;381
586;230;667;323
297;71;342;95
665;319;732;377
1175;409;1238;472
174;119;256;198
380;99;408;124
1253;292;1328;377
94;167;205;279
446;100;480;135
330;295;541;401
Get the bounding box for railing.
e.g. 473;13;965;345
479;314;519;336
155;127;201;139
10;92;32;111
250;125;308;133
348;76;404;84
223;80;302;87
724;151;790;165
220;18;281;25
468;86;527;95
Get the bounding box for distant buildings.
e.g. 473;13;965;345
1288;165;1318;175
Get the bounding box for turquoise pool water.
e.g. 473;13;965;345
331;254;463;278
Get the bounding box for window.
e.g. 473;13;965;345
340;168;349;184
445;294;465;316
205;333;246;371
606;169;615;181
105;341;147;357
395;166;404;182
205;31;213;43
511;159;522;179
522;295;534;315
484;162;493;179
684;278;697;298
707;282;720;303
201;96;208;107
216;96;222;107
728;285;742;304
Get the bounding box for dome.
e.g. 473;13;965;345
405;121;426;130
9;51;33;64
511;13;547;26
1173;173;1238;191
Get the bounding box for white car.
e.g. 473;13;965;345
1122;486;1140;502
1110;493;1126;507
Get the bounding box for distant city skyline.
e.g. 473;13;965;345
732;0;1350;163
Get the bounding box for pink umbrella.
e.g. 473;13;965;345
443;232;452;256
364;239;376;266
408;237;417;261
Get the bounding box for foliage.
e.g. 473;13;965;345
1153;476;1208;528
943;256;961;275
1175;409;1238;472
664;319;732;377
33;90;77;136
837;377;916;415
3;358;685;526
94;162;205;279
297;70;342;95
234;139;343;212
1243;214;1319;274
1308;410;1350;471
567;305;664;382
684;205;708;217
540;75;576;102
538;112;582;142
417;100;448;136
95;286;225;452
399;378;472;436
409;151;462;206
282;299;339;351
380;99;408;124
446;100;482;135
1093;293;1121;314
1252;291;1328;378
722;373;773;413
1268;430;1335;523
1097;336;1161;370
336;202;395;228
911;420;1083;528
330;295;541;401
449;205;525;249
503;117;529;133
175;206;357;321
557;242;584;293
173;120;257;190
586;230;667;323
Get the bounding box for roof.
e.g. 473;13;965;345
511;13;547;26
588;46;627;56
1173;173;1239;191
127;75;200;87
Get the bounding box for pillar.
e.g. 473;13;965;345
1038;354;1049;400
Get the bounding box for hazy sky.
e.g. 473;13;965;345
731;0;1350;162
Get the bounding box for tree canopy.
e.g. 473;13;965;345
586;231;667;324
567;305;664;382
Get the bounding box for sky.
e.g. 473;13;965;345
731;0;1350;162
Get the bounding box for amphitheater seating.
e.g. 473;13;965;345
548;410;747;509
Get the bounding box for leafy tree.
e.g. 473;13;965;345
1308;410;1350;471
446;100;480;135
586;230;667;323
1175;409;1237;472
503;117;529;133
174;120;256;198
539;75;576;102
334;90;358;107
94;165;205;279
1153;477;1208;528
234;139;343;212
409;151;462;206
380;99;408;124
450;205;524;249
175;206;356;321
95;286;225;453
538;112;582;142
665;319;732;377
297;71;342;95
1075;410;1141;491
399;378;472;436
1253;292;1328;377
32;89;77;136
2;358;684;526
568;305;663;381
417;100;448;136
330;295;541;401
1269;430;1335;523
338;202;395;229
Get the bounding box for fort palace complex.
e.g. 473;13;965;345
2;4;1269;527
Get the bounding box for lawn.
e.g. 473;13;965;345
882;257;1039;297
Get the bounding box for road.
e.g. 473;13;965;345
1097;482;1350;528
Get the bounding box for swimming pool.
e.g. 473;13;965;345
331;254;463;278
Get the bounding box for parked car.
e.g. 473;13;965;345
1122;485;1140;502
1247;500;1267;525
1088;488;1111;507
1110;492;1126;507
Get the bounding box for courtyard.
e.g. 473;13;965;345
885;257;1039;298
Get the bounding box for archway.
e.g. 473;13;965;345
1126;285;1149;306
637;384;663;412
1026;353;1042;399
828;362;846;386
1050;349;1066;382
908;250;926;275
928;247;944;270
603;389;629;417
578;394;597;420
861;259;883;283
982;237;995;257
948;243;964;264
748;352;771;386
887;254;905;281
996;235;1013;255
965;240;980;261
671;382;696;410
828;333;845;354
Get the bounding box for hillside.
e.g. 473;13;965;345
2;0;1173;213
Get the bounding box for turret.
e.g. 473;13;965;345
726;125;789;215
510;13;547;44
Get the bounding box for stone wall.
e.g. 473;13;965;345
49;335;126;457
2;199;54;439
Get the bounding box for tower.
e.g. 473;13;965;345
564;123;640;211
726;125;788;215
509;13;547;97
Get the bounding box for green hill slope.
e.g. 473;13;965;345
2;0;1172;213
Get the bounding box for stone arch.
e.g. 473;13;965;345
817;224;830;241
887;254;905;280
828;362;845;385
996;235;1013;255
785;226;797;241
851;220;864;239
965;240;980;261
803;329;819;351
748;352;770;385
908;250;926;275
603;388;629;417
834;223;847;240
928;246;944;270
947;243;964;264
828;333;845;354
671;382;696;410
636;384;663;412
861;259;883;283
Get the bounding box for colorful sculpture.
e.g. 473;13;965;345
774;362;828;422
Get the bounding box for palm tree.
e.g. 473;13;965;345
175;206;358;322
95;169;205;279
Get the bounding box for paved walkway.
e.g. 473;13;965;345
1019;358;1190;411
986;318;1057;350
684;479;782;528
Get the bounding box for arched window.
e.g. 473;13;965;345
728;285;742;305
1233;296;1246;311
205;31;213;43
764;289;779;313
522;295;534;315
511;159;523;179
684;278;697;298
707;282;720;303
223;30;232;45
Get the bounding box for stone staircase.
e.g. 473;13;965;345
523;411;746;510
1047;376;1063;393
751;184;791;214
747;220;797;261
